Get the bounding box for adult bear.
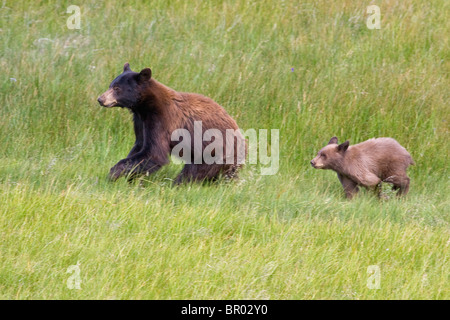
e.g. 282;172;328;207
98;63;246;183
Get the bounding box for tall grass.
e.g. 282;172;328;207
0;0;448;299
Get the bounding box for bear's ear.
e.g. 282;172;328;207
337;140;350;152
138;68;152;82
328;137;338;145
123;62;131;72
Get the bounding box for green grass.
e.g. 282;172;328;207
0;0;448;299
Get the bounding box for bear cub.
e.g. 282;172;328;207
311;137;414;199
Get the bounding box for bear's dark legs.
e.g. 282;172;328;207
126;160;163;182
126;113;144;158
109;157;162;181
109;111;170;181
337;173;359;199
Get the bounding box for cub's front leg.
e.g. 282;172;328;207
337;173;359;199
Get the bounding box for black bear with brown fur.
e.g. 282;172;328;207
98;63;246;183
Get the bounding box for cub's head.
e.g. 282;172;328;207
310;137;349;170
97;63;152;109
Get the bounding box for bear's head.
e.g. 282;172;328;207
310;137;349;170
97;63;152;109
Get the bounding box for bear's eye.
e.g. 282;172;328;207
321;154;327;159
113;86;120;92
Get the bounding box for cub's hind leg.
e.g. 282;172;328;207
384;175;410;196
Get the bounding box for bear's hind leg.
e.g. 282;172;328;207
174;164;223;185
395;176;410;196
384;175;410;196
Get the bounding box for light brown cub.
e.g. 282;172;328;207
311;137;414;199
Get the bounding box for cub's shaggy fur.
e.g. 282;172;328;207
311;137;414;199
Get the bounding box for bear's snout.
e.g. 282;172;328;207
97;90;118;108
310;160;315;167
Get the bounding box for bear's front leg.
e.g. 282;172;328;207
109;159;133;181
337;173;359;199
109;157;162;181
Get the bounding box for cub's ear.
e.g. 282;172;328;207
337;140;350;152
138;68;152;82
123;62;131;72
328;137;338;145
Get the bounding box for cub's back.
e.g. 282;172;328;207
350;138;413;174
356;138;411;157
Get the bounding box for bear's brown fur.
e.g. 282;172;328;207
98;63;246;183
311;137;414;199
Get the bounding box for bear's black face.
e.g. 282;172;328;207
98;63;152;109
98;72;140;109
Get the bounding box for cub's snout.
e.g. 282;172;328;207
310;156;324;169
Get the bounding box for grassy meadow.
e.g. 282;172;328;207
0;0;448;299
